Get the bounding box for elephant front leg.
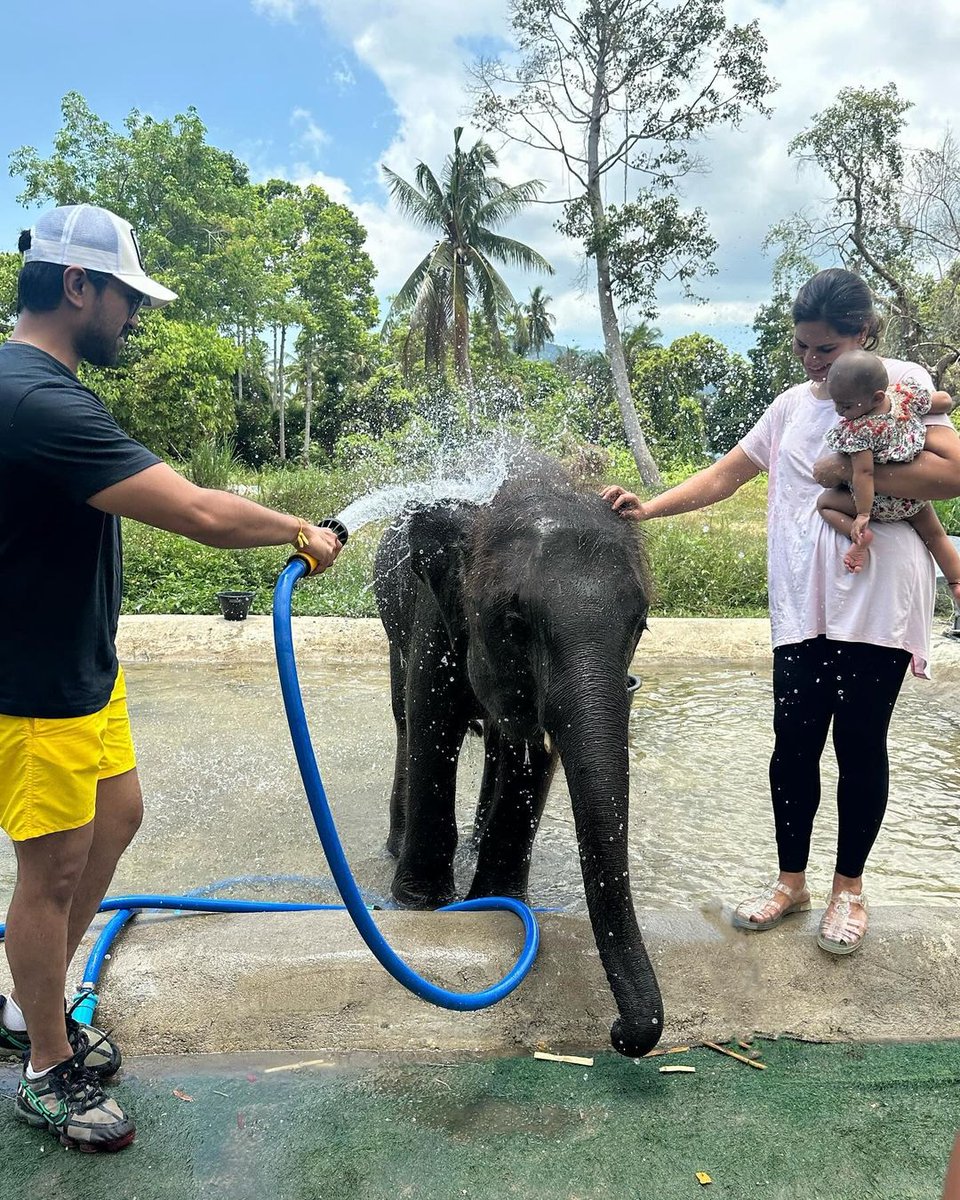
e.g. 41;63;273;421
392;639;472;909
467;734;556;901
385;643;409;859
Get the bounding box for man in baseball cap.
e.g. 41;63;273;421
22;203;178;308
0;206;342;1153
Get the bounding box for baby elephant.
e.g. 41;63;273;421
373;456;663;1057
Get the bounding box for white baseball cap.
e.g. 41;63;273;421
22;204;178;308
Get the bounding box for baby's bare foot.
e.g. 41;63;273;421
844;526;874;573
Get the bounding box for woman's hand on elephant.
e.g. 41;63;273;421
601;485;647;520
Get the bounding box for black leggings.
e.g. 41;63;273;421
770;636;911;879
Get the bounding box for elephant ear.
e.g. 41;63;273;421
407;502;477;649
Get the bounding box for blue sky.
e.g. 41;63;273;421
0;1;395;222
3;0;959;355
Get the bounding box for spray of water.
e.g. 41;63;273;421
334;436;521;535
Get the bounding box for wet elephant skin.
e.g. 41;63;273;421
373;456;664;1057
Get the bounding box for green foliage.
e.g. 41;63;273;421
253;466;368;526
347;361;419;440
11;92;251;324
560;191;719;317
766;82;960;385
745;293;804;413
121;464;385;616
630;333;752;465
233;377;277;469
638;472;769;615
121;517;381;617
474;0;775;481
89;318;240;458
9;93;381;465
0;253;19;334
507;356;621;450
186;438;238;490
645;514;768;616
522;286;556;356
785;83;912;272
934;484;960;536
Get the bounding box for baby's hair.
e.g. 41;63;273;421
827;349;888;399
17;229;31;253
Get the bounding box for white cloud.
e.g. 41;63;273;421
291;107;331;155
332;58;356;89
251;0;960;349
251;0;299;19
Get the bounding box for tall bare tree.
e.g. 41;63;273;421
473;0;775;486
770;84;960;386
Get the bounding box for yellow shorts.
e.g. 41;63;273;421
0;667;137;842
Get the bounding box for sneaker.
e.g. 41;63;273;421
0;995;122;1078
0;997;29;1059
14;1053;135;1152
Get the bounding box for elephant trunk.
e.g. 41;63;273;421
546;660;663;1057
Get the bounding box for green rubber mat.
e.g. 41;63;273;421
0;1040;957;1199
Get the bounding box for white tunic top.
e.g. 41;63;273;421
739;359;952;678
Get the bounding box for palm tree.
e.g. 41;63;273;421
622;321;663;378
382;127;553;388
523;286;556;358
510;306;531;357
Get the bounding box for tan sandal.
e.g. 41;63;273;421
732;880;811;931
817;890;867;955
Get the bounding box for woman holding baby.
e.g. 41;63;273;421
605;268;960;954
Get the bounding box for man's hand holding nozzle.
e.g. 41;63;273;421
292;520;344;573
601;485;649;521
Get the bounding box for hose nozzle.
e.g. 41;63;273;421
288;516;350;577
318;516;349;545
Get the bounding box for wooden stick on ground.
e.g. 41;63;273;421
533;1051;594;1067
702;1040;767;1070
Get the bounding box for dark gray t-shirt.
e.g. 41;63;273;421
0;341;160;717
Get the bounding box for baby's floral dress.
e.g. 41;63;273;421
824;378;932;521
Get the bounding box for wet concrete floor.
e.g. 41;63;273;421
0;657;954;915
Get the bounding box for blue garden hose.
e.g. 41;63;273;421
1;550;540;1024
273;553;539;1010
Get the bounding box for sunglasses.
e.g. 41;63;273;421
110;278;146;320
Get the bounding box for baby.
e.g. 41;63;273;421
817;349;960;601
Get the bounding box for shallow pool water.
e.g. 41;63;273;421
0;657;956;914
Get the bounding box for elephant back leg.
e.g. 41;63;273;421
467;736;557;901
470;722;500;850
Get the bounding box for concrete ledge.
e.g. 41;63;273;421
76;906;959;1055
116;614;960;672
117;615;777;664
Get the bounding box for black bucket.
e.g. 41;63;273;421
216;591;255;621
627;673;642;706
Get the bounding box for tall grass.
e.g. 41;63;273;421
185;437;238;490
121;464;770;618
